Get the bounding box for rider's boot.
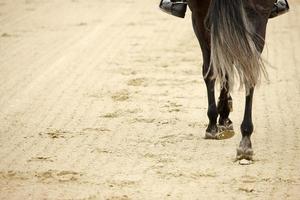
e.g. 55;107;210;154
269;0;289;18
159;0;289;19
159;0;187;18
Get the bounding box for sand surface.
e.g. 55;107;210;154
0;0;299;199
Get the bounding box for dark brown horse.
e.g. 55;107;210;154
188;0;276;161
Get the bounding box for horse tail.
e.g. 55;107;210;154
206;0;266;92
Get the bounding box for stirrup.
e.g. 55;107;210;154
269;0;289;18
159;0;187;18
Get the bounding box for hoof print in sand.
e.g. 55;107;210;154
111;90;130;101
127;78;147;87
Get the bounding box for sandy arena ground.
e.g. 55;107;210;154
0;0;299;199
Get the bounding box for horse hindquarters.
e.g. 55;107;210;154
206;0;274;160
207;0;266;92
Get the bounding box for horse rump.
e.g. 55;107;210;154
206;0;267;92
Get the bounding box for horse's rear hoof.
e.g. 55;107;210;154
216;130;235;140
236;147;254;161
205;130;235;140
205;123;235;140
205;125;218;139
215;118;235;140
205;131;218;139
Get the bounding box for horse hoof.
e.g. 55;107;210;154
205;131;218;139
205;126;218;139
216;130;235;140
205;123;235;140
236;147;254;161
205;129;235;140
216;119;235;140
218;123;233;132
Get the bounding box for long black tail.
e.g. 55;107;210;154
206;0;266;92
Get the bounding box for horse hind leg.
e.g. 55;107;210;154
217;80;235;140
236;88;255;161
191;14;219;139
236;15;268;162
203;66;219;139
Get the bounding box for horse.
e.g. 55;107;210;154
188;0;276;161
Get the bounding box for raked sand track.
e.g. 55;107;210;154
0;0;299;199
